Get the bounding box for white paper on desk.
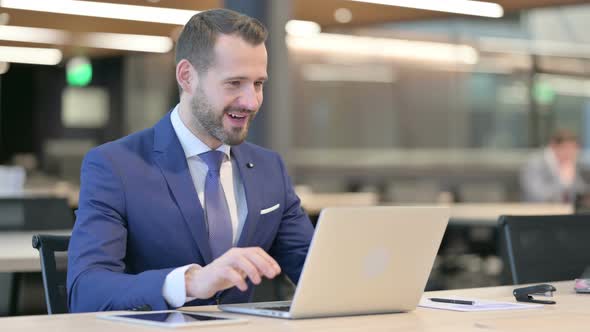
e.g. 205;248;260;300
419;297;543;312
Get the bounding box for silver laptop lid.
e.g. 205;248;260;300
288;206;449;319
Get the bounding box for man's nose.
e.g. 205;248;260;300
237;85;261;111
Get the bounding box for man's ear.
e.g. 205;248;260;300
176;59;198;95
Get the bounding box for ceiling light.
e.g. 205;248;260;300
348;0;503;18
0;46;62;65
302;64;396;83
0;25;173;53
0;25;68;44
334;8;353;23
0;0;198;25
285;20;321;37
287;33;478;64
479;37;590;59
75;32;173;53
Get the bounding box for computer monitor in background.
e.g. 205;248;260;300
0;197;74;230
499;214;590;284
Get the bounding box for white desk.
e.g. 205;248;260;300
447;203;573;226
299;197;573;225
298;192;379;216
0;280;585;331
0;230;70;273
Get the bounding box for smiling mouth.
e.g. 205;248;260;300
224;112;251;128
227;112;248;119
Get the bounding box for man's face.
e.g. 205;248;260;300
189;34;267;146
552;141;580;164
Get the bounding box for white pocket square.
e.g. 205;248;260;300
260;203;280;215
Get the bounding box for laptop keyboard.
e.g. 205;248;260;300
260;305;291;312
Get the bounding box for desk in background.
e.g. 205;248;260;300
298;191;379;217
447;203;573;226
296;197;573;290
0;231;70;316
439;203;573;289
442;203;572;255
0;231;70;273
296;189;573;223
300;198;573;224
0;281;585;331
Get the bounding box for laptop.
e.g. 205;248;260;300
219;206;449;319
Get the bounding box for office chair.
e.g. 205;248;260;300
32;234;70;314
499;214;590;285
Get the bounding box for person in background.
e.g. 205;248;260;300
520;129;587;203
67;8;314;312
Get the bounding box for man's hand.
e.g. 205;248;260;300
185;247;281;300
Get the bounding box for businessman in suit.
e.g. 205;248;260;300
67;9;314;312
520;130;587;203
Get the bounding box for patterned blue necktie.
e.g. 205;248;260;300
199;150;233;259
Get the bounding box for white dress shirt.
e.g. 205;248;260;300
162;105;248;307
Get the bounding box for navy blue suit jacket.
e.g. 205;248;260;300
66;113;314;312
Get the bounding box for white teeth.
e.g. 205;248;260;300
228;113;246;119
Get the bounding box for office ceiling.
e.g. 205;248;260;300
297;0;589;27
0;0;588;58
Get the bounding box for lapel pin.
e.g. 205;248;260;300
246;163;254;168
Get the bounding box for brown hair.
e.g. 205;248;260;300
549;129;578;145
175;8;268;74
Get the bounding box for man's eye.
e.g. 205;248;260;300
228;81;241;87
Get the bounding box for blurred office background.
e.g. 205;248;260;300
1;0;589;316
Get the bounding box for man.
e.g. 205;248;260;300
67;9;314;312
520;130;587;203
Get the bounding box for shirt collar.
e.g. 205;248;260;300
170;104;231;160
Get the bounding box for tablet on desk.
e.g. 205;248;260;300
98;310;248;328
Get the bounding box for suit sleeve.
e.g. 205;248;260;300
268;154;314;284
67;148;174;312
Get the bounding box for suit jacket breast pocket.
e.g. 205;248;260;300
260;203;280;215
255;203;282;250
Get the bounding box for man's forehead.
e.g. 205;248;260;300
208;35;267;78
213;34;266;53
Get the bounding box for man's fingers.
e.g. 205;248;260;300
222;267;248;291
254;247;281;275
242;248;280;278
215;247;281;288
231;255;263;285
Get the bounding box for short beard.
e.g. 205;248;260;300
190;88;255;146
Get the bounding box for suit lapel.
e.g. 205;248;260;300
232;145;261;248
152;114;213;264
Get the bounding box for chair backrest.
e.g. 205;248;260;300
32;234;70;314
499;214;590;285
